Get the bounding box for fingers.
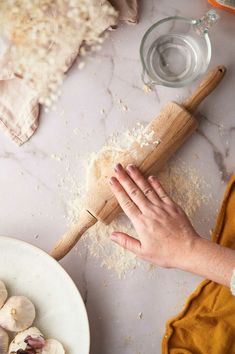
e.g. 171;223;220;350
114;164;150;212
148;176;173;205
109;176;141;219
110;231;141;255
126;164;161;205
109;163;173;218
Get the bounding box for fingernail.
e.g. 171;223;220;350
111;232;118;240
148;175;157;181
126;164;136;172
109;177;116;185
115;163;122;172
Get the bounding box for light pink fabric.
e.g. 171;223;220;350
0;77;40;145
0;0;139;146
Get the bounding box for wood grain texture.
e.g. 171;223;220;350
51;65;226;260
85;103;197;224
51;210;97;260
183;65;226;114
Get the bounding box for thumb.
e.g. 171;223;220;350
110;232;141;255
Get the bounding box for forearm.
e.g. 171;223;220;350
109;164;235;288
181;237;235;287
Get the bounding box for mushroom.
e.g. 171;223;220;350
0;296;35;332
41;339;65;354
8;327;45;353
0;281;8;309
0;327;9;354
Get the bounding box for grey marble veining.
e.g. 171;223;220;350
0;1;235;354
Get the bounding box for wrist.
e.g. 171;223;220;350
178;236;235;287
173;232;202;271
184;236;213;274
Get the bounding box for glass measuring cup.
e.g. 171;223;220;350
140;10;219;88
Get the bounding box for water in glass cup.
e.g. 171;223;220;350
146;33;204;84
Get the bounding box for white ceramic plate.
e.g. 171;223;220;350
0;236;90;354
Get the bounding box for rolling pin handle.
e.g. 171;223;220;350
51;65;226;261
50;211;97;261
182;64;226;114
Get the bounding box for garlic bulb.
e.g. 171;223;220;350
9;332;65;354
0;327;9;354
0;296;35;332
42;339;65;354
8;327;44;353
0;281;8;309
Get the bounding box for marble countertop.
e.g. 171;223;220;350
0;1;235;353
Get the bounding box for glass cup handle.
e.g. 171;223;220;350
193;9;220;35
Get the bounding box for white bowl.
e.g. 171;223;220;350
0;236;90;354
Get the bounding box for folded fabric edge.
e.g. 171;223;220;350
161;174;235;354
211;175;235;244
161;278;211;354
0;103;40;146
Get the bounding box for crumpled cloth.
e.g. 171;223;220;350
110;0;139;23
0;77;39;145
0;52;40;145
162;174;235;354
0;0;139;146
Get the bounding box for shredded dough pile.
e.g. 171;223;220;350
65;123;212;278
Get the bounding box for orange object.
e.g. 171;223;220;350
162;174;235;354
208;0;235;13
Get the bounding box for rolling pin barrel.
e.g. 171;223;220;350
51;65;226;261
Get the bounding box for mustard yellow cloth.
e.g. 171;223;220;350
162;175;235;354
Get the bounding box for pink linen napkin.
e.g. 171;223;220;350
0;77;39;146
0;0;139;146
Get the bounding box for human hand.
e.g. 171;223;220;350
109;164;200;269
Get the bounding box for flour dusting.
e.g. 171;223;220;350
65;123;212;278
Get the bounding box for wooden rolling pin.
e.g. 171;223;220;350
51;65;226;260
